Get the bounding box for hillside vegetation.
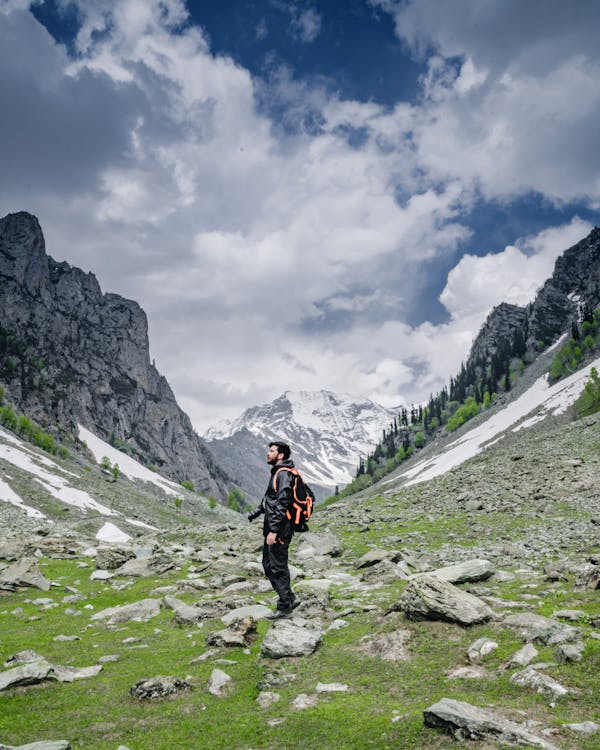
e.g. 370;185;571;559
1;404;598;750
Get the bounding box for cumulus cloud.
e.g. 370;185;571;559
1;1;597;430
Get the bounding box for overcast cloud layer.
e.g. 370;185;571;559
1;0;598;430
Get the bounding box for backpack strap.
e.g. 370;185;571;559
272;466;298;494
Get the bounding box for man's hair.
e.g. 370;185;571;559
269;441;291;460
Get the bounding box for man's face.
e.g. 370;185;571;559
266;445;282;465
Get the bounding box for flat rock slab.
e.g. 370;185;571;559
0;660;102;691
358;630;411;661
162;596;205;624
426;559;494;584
396;574;495;625
91;598;162;625
502;613;581;645
506;643;539;668
260;620;322;658
510;668;569;698
297;532;342;558
129;676;192;700
0;558;51;591
467;637;498;663
208;668;231;697
221;604;271;626
0;743;71;750
423;698;558;749
114;555;174;578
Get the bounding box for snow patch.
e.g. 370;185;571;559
126;517;159;531
96;522;132;544
0;476;46;519
78;425;180;497
383;356;600;488
0;427;116;516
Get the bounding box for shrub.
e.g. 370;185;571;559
446;396;481;432
112;463;120;480
0;385;4;406
208;496;217;509
415;431;425;448
574;367;600;418
227;488;249;513
100;456;112;471
181;480;194;492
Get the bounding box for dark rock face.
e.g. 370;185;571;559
0;211;230;499
466;226;600;368
469;303;529;363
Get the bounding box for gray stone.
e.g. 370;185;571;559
556;642;585;663
427;559;494;584
0;743;70;750
297;532;342;558
129;675;192;700
0;558;51;591
447;666;488;679
221;604;271;625
394;574;495;625
256;691;280;708
0;661;54;691
206;617;256;648
162;596;205;625
114;554;174;578
467;637;499;663
552;609;586;621
315;682;348;692
358;630;411;661
574;565;600;591
292;693;318;710
208;668;231;697
355;549;394;569
95;546;134;570
564;721;600;734
510;668;569;698
260;620;322;658
505;643;539;668
502;613;581;645
91;598;162;625
423;698;558;749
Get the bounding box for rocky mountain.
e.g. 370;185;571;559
204;390;400;502
0;211;231;500
470;227;600;367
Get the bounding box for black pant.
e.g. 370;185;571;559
262;535;294;610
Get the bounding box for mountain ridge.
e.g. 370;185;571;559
0;211;231;500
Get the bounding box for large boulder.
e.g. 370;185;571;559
260;620;322;658
395;575;495;625
423;698;558;749
502;613;581;645
0;558;51;591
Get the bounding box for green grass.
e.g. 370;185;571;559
1;552;599;750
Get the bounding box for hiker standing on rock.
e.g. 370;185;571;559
248;441;300;619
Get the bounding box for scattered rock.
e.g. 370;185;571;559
563;721;600;734
510;667;569;698
260;620;322;659
502;613;581;644
129;676;192;700
393;575;495;625
221;604;271;625
0;558;51;591
206;616;257;648
556;642;585;663
447;666;488;679
315;682;348;692
292;693;318;710
423;698;558;749
91;598;162;625
505;643;539;668
114;554;174;578
95;546;134;570
573;565;600;591
207;668;231;697
0;742;71;750
467;637;498;663
426;559;494;584
358;630;411;661
256;691;280;708
162;596;205;625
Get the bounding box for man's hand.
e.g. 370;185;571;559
266;532;277;545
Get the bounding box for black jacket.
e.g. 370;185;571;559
262;459;295;537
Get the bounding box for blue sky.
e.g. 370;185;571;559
1;0;599;430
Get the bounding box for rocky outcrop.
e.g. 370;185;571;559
0;211;231;499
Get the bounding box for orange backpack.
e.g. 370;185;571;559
272;467;315;532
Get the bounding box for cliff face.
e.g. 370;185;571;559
466;226;600;369
0;211;230;499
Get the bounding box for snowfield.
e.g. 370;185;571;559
381;355;600;490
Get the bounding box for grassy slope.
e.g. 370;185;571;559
1;413;599;749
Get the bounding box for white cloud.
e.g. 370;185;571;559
440;218;593;321
1;1;597;432
290;7;321;43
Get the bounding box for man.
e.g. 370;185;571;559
249;441;299;619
